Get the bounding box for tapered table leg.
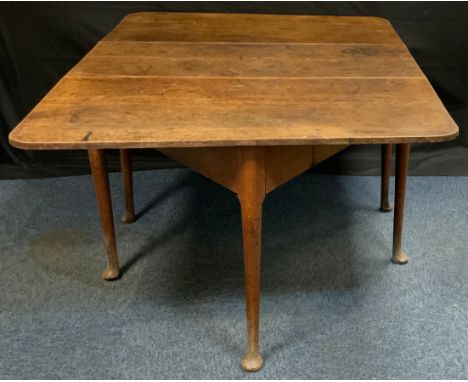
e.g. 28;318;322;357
392;144;410;265
88;149;120;280
380;144;392;212
238;147;266;372
120;149;136;223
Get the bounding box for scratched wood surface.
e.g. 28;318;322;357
9;12;458;149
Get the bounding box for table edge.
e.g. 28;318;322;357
8;128;459;150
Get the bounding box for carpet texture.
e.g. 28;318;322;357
0;169;467;379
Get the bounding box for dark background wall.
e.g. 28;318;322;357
1;1;467;179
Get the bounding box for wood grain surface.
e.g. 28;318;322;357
9;12;458;149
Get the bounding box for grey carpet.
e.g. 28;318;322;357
0;169;467;379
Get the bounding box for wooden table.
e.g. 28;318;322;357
9;12;458;372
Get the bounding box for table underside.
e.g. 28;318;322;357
159;145;347;194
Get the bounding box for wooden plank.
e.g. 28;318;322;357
314;145;348;164
9;100;458;149
160;145;348;195
265;146;314;193
159;147;243;193
43;77;436;105
104;13;402;44
71;43;422;79
265;145;348;193
89;41;409;59
121;13;393;26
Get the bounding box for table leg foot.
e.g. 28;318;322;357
391;144;410;265
392;250;409;265
241;351;264;372
380;144;392;212
380;205;392;213
121;211;135;224
88;149;121;280
101;264;121;280
120;149;136;224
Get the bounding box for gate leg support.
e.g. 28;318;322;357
88;149;120;280
380;144;392;212
120;149;136;223
392;144;410;265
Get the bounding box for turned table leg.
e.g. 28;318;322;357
238;147;266;372
120;149;136;223
392;144;410;265
380;144;392;212
157;145;350;371
88;149;120;280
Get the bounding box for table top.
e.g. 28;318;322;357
9;12;458;149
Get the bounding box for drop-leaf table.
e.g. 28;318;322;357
9;12;458;372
